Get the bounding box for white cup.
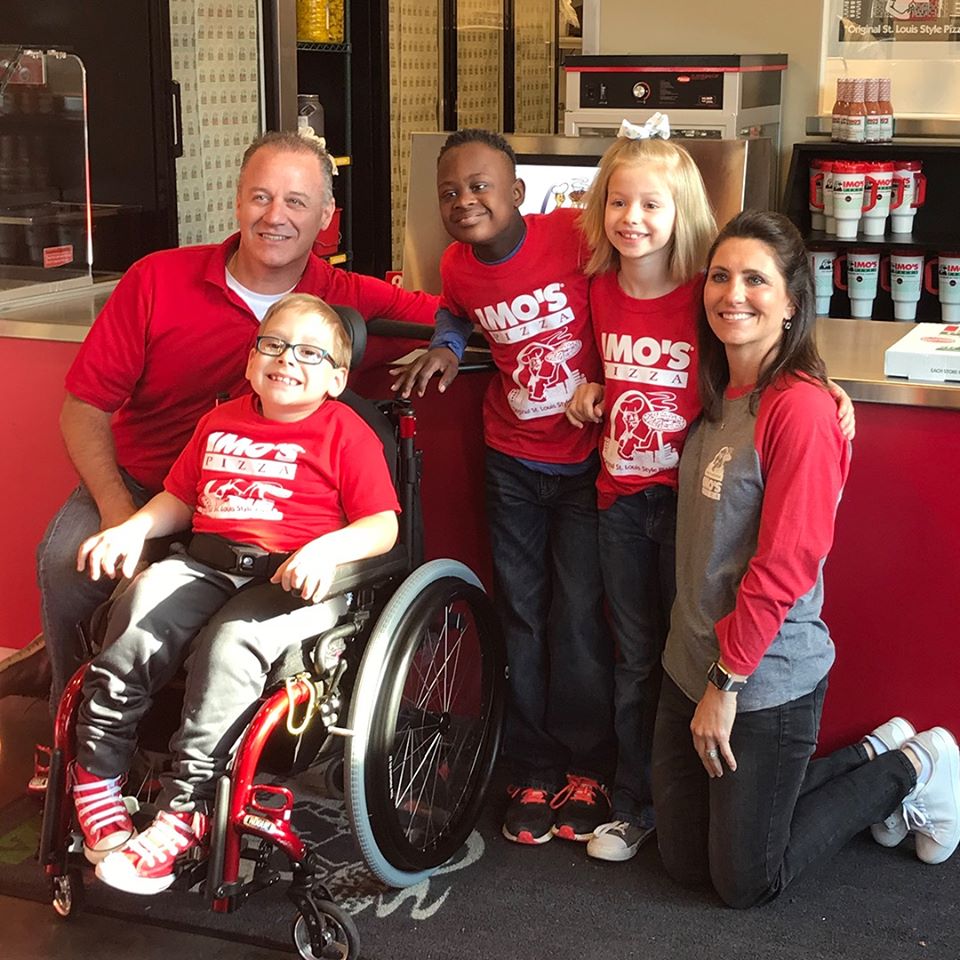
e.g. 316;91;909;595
861;162;895;238
832;162;877;240
835;250;881;319
808;248;837;316
890;161;927;234
882;251;925;321
925;252;960;322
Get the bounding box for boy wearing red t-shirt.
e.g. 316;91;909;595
69;294;399;895
392;130;614;846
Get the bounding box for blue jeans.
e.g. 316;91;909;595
484;447;614;790
36;475;151;713
652;674;916;908
599;485;677;827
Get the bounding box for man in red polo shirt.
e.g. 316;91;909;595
13;131;437;724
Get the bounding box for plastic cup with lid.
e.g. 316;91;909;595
924;252;960;322
881;250;925;321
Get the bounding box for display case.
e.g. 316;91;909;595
782;140;960;323
0;46;101;304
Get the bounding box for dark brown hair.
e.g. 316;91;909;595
698;210;828;421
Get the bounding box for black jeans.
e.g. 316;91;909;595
484;447;614;790
652;674;916;908
599;485;677;827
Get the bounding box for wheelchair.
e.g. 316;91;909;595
37;307;506;960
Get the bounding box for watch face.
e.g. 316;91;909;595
708;662;744;692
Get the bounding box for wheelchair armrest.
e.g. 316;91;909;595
323;543;410;599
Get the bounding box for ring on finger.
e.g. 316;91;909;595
706;748;719;760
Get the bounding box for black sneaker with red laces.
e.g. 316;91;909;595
550;774;610;841
502;784;555;845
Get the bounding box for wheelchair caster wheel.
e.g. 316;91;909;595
51;868;84;918
292;899;359;959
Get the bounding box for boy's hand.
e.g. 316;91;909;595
565;382;605;428
77;522;147;581
827;379;856;441
272;542;338;604
390;347;460;399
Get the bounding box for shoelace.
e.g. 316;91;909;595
509;786;549;806
904;800;935;836
122;812;197;868
74;776;129;833
550;775;604;810
594;820;631;838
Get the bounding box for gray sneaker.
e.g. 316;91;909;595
586;820;653;862
868;716;916;847
902;727;960;865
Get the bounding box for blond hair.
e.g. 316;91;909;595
579;138;717;283
259;293;352;369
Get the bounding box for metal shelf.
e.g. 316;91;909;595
297;41;350;54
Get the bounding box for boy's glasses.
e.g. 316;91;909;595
255;335;338;367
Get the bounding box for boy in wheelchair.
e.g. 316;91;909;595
69;292;400;895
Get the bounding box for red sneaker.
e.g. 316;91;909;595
95;810;209;895
550;774;611;842
72;764;136;864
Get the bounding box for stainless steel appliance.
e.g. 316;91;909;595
564;54;786;143
563;54;785;208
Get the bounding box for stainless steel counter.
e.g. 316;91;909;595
0;283;117;343
816;318;960;411
2;289;958;411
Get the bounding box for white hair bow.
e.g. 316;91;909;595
617;113;671;141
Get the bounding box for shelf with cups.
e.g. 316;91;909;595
784;141;960;323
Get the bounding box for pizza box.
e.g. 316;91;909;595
883;323;960;383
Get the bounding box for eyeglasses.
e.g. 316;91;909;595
255;335;339;367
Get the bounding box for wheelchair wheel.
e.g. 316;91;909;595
292;898;359;959
346;559;504;888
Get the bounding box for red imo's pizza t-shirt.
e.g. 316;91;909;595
439;207;600;464
590;271;704;508
164;395;400;552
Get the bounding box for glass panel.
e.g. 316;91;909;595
0;46;93;303
456;0;503;130
515;0;555;134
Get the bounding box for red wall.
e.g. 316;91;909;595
818;401;960;751
8;334;960;755
1;337;81;649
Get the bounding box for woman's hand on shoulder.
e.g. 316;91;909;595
827;379;856;441
389;347;460;399
565;381;605;429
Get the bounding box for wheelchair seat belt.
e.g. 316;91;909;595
186;533;289;578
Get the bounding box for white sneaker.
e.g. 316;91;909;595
586;820;653;862
902;727;960;865
868;717;916;847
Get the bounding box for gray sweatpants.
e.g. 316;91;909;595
76;553;344;812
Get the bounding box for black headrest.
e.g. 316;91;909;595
330;304;366;370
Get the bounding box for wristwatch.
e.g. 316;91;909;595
707;660;747;693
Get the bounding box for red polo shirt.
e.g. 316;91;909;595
66;234;438;491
